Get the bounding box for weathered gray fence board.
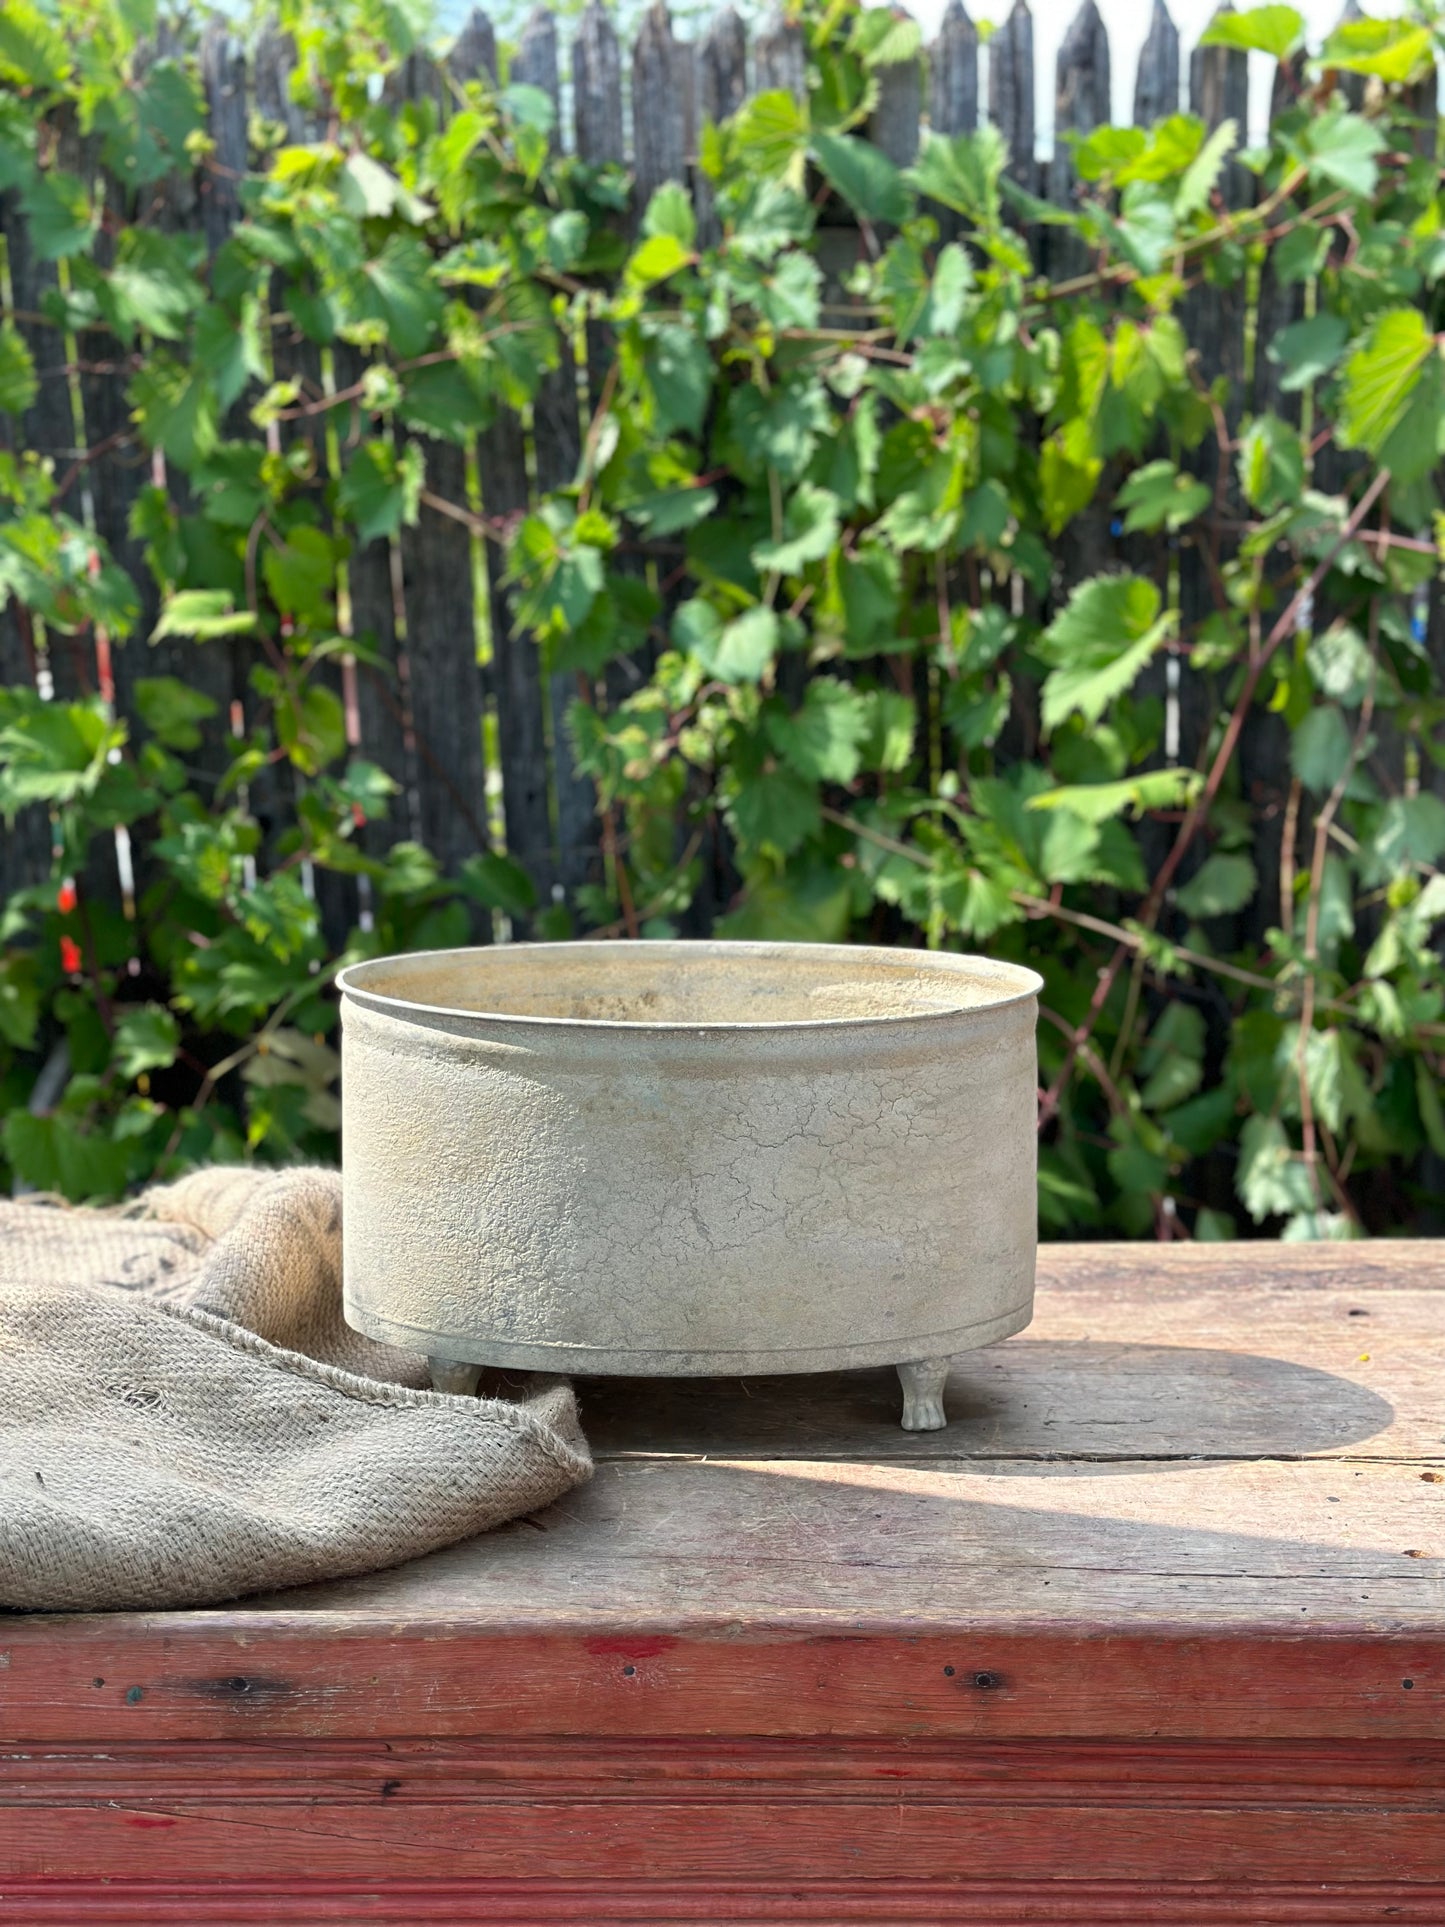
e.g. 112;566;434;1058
574;1;625;164
633;0;694;210
348;531;419;861
513;7;595;903
199;20;248;254
872;48;923;169
930;1;979;136
989;0;1037;189
394;48;496;903
696;7;748;243
1047;0;1110;274
1134;0;1181;122
512;4;558;99
754;10;807;96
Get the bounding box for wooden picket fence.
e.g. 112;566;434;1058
0;0;1438;944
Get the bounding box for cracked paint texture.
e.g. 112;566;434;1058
339;942;1040;1375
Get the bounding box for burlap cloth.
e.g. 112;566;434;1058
0;1166;591;1611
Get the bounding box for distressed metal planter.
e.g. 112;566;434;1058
338;941;1041;1429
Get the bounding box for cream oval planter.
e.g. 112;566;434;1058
338;941;1041;1429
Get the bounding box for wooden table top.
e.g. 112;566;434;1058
270;1238;1444;1634
3;1241;1442;1749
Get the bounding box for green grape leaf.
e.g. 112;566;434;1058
1036;574;1173;734
1199;5;1303;58
1175;851;1258;918
0;321;38;415
337;441;425;543
112;1004;181;1080
133;676;220;750
765;678;871;784
1174;118;1238;218
812;131;909;225
642;180;696;249
1319;14;1435;82
726;760;819;856
1290;704;1351;791
1296;107;1386;199
1338;308;1435;454
904;126;1005;225
1267;313;1348;394
1027;767;1202;824
1237;1114;1317;1223
262;527;340;624
1114;460;1211;533
751;484;841;576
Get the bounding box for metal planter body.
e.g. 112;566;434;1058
339;941;1040;1381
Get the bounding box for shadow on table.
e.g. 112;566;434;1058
564;1340;1394;1473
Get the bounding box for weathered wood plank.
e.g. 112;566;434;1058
573;1280;1440;1465
754;9;807;96
988;0;1036;188
4;1876;1445;1923
198;19;247;255
1167;3;1250;907
511;4;561;135
250;15;310;142
514;11;595;907
449;6;497;85
696;6;748;245
1047;0;1110;277
632;0;693;211
346;524;418;865
2;1613;1440;1741
870;21;921;169
1133;0;1180;124
1048;0;1109;208
17;1733;1442;1802
698;7;749;128
4;1246;1442;1918
393;44;493;895
95;38;234;805
5;1742;1444;1884
574;1;625;164
930;0;979;136
0;172;66;894
1188;3;1250;199
90;1240;1445;1640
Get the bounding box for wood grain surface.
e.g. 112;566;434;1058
3;1243;1442;1923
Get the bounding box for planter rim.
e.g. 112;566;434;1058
338;939;1042;1037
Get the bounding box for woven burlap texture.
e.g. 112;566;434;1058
0;1165;591;1611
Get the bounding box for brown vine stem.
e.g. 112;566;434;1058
1034;465;1393;1132
1279;776;1302;935
577;354;621;515
1041;166;1321;305
1040;470;1394;1125
815;804;1339;1009
586;831;705;941
600;799;639;939
1038;1006;1127;1120
1150;468;1390;918
417;489;511;547
159;961;346;1163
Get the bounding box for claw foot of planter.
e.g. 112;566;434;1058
897;1357;950;1431
428;1356;483;1397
